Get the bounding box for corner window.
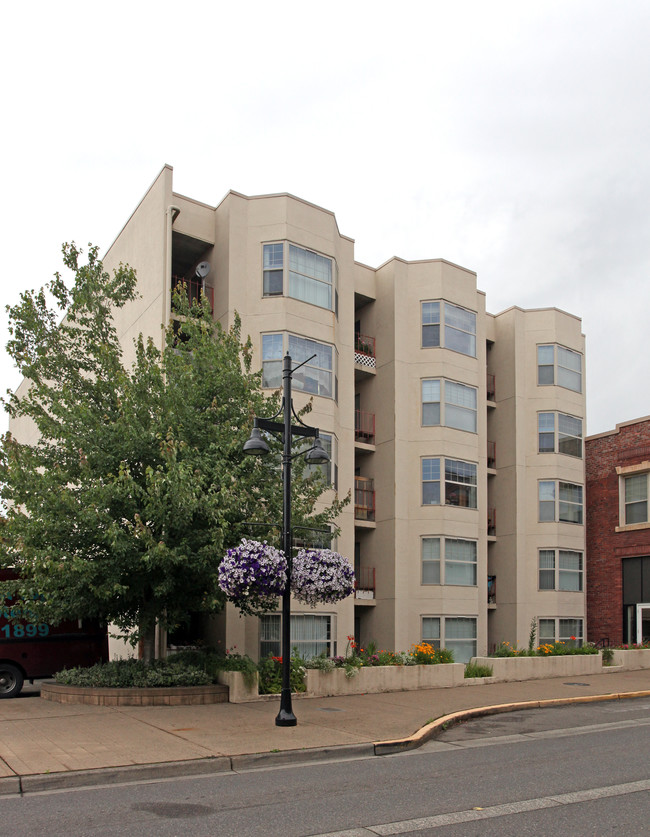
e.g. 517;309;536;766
538;618;583;648
422;537;477;586
539;549;583;591
538;413;583;457
262;333;336;399
537;344;582;392
302;432;337;490
422;301;476;357
422;379;477;432
262;242;335;312
538;480;583;524
422;616;477;663
422;458;477;508
259;614;333;660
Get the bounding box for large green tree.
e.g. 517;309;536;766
0;244;346;659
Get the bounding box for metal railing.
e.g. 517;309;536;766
171;276;214;312
355;410;376;445
487;373;496;401
354;333;375;357
487;508;496;536
487;440;496;469
355;567;376;593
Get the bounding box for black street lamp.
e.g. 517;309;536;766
243;352;329;726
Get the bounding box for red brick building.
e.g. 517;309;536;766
586;416;650;645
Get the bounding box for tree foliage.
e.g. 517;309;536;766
0;244;347;654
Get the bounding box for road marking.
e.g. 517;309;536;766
311;778;650;836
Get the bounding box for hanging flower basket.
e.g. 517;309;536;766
218;539;287;616
291;548;355;607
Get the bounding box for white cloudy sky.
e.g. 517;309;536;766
1;0;649;436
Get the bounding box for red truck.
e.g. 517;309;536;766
0;570;108;698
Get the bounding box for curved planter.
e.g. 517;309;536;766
470;653;602;681
41;681;229;706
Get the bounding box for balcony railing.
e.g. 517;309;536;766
172;276;214;312
486;373;496;401
354;333;376;371
355;410;376;445
488;575;496;604
487;441;496;469
355;476;376;521
355;567;376;599
487;508;496;536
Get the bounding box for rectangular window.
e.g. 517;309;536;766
422;538;477;586
262;242;335;312
422;301;476;357
537;344;582;392
422;458;441;505
263;243;284;296
445;459;477;508
422;380;477;432
303;432;337;489
538;618;583;648
262;333;336;399
538;412;583;458
538;481;583;524
422;616;477;663
539;549;583;591
625;474;648;524
259;614;333;660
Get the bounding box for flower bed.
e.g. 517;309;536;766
470;653;603;681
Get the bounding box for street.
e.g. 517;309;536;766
2;698;649;836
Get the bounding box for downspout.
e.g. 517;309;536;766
163;205;181;353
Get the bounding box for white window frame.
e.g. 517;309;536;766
538;617;584;648
422;379;477;432
537;344;582;392
262;241;336;312
421;615;477;663
538;480;583;524
422;537;477;586
262;332;337;400
617;466;650;528
421;301;477;358
422;458;478;508
259;613;334;660
537;412;583;458
538;549;583;591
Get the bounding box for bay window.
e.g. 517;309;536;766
422;301;476;357
262;333;336;399
539;549;583;591
422;537;477;586
422;616;477;663
537;344;582;392
422;379;477;432
262;242;335;312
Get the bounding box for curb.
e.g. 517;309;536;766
373;690;650;755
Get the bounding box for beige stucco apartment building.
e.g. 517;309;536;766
10;165;587;662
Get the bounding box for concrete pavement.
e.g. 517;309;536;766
0;668;648;795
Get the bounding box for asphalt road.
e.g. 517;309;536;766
3;698;649;837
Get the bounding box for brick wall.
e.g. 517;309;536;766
586;418;650;644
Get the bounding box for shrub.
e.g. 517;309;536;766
258;651;306;695
54;658;212;688
465;662;493;678
170;647;258;687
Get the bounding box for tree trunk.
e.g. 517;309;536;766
140;624;156;663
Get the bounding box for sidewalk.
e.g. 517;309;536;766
0;669;648;795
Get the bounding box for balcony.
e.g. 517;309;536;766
488;575;496;605
355;567;376;600
487;440;496;469
355;410;376;445
487;508;496;537
355;476;376;522
486;373;496;402
354;333;376;376
172;276;214;313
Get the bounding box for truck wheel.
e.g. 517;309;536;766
0;663;24;698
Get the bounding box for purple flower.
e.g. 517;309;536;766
218;539;287;616
291;549;355;607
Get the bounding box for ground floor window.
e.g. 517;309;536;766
259;613;334;660
421;615;477;663
538;617;583;648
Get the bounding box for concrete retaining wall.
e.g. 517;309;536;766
304;663;466;697
611;648;650;669
470;653;603;681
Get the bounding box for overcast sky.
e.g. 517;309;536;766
1;0;649;436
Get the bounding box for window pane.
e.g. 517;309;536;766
539;481;556;521
422;380;441;426
538;619;555;645
538;345;555;364
422;403;441;425
557;367;582;392
445;539;477;586
444;304;476;334
423;482;441;505
445;328;476;357
263;270;283;296
539;550;555;590
422;302;440;324
263;243;284;269
539;570;555;590
445;382;477;432
422;324;440;347
422;458;441;481
422;617;440;641
538;365;554;386
288;335;333;397
558;346;581;371
559;618;583;647
625;474;647;503
263;333;283;360
559;483;583;504
288;245;333;311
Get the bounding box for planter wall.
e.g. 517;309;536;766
470;653;603;681
305;664;465;697
217;670;260;702
611;648;650;669
41;681;228;706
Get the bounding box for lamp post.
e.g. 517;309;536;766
243;352;329;726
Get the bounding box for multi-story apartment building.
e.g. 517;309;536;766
9;165;587;661
586;416;650;646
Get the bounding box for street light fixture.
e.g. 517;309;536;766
243;352;330;726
